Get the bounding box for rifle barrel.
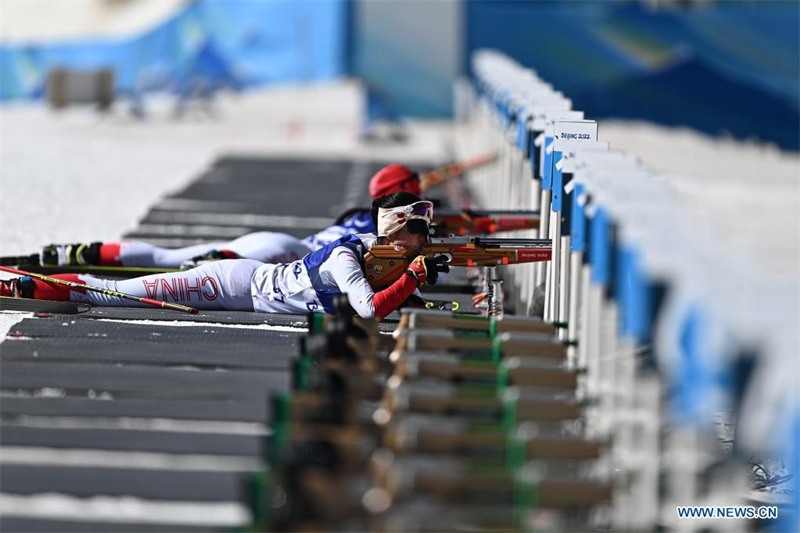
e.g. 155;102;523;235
394;355;577;390
402;308;558;336
384;422;602;460
435;209;541;217
400;329;566;360
428;237;551;247
391;388;582;422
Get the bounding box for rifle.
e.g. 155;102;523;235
293;349;576;407
392;354;577;391
400;308;560;335
432;208;540;237
393;327;567;361
384;380;583;423
309;309;565;358
331;206;539;239
364;237;552;289
253;283;615;533
419;151;498;190
372;454;613;507
382;414;603;460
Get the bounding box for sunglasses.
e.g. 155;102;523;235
396;201;432;236
393;200;434;220
406;218;430;236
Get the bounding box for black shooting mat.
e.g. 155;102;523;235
125;156;392;244
0;517;223;533
0;155;496;531
0;336;295;369
1;464;250;501
1;397;268;423
1;426;264;456
8;316;298;344
167;156;357;215
1;361;288;400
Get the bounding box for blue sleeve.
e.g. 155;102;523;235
341;211;375;233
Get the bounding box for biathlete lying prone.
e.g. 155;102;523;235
1;193;449;321
38;164;427;269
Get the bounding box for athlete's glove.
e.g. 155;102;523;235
406;255;450;286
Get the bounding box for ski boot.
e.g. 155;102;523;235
41;242;102;267
0;277;36;298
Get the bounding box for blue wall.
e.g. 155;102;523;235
3;0;798;150
0;0;349;100
466;1;800;150
351;0;462;118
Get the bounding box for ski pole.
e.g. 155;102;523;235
0;265;199;314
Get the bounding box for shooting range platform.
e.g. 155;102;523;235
0;156;481;532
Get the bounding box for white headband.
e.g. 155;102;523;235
376;201;433;237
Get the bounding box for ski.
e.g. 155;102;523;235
0;296;91;314
423;299;479;314
18;264;180;278
1;255;182;277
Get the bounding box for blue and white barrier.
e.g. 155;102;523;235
459;50;798;531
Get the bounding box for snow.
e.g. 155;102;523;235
0;311;32;341
0;0;187;43
0;493;248;528
599;120;800;284
0;82;449;256
91;317;308;333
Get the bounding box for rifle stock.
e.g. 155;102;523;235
365;237;552;289
419;151;498;190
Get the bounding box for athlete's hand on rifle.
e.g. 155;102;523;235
406;255;450;286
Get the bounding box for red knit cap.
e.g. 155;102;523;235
369;164;421;199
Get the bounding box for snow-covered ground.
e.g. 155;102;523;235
0;81;450;256
599;121;800;285
0;0;187;43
